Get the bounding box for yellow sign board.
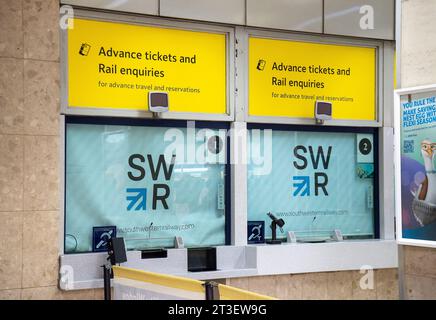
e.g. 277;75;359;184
68;18;227;114
249;37;376;120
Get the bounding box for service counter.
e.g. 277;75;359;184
59;240;397;290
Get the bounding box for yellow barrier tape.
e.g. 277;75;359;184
112;266;204;294
113;266;277;299
218;284;277;300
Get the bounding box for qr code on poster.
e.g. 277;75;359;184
404;140;414;153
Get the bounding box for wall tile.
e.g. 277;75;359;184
0;58;24;134
246;0;323;33
0;0;23;58
327;271;353;300
62;0;158;16
247;275;278;298
401;0;436;87
0;212;23;290
0;289;21;300
23;0;59;61
404;246;436;278
277;274;303;300
0;135;23;211
23;60;59;135
93;288;105;300
227;277;250;291
404;274;436;300
324;0;395;40
23;136;59;211
375;268;399;300
351;269;377;300
22;211;59;288
22;286;95;300
301;272;328;300
59;288;96;300
230;271;398;300
160;0;245;25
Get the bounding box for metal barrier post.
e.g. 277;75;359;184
102;264;112;301
204;281;220;300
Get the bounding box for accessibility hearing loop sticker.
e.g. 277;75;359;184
92;226;117;252
247;221;265;244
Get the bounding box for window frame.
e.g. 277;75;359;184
61;115;232;255
246;122;380;240
235;27;385;127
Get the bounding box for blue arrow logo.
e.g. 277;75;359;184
126;188;147;211
292;176;310;196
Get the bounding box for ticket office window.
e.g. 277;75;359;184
64;117;230;253
247;124;379;242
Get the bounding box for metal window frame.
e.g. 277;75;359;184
59;115;233;255
394;0;406;301
60;9;236;122
237;27;385;127
245;123;380;239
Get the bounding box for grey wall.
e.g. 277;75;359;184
61;0;395;40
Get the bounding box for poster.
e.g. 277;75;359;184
397;88;436;246
65;121;228;253
247;129;376;241
67;18;227;114
248;37;376;120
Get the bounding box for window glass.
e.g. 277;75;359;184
247;128;376;241
65;120;228;253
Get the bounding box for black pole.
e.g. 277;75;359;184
271;222;277;241
266;221;281;244
205;281;220;300
102;264;111;301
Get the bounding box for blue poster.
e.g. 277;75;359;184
247;129;375;241
65;121;227;253
400;94;436;241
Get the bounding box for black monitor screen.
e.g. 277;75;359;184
317;102;332;115
187;247;217;272
150;93;168;107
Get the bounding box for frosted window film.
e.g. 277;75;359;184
65;122;227;253
247;129;375;241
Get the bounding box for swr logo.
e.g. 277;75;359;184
292;145;332;197
126;154;175;211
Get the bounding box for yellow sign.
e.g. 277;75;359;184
249;37;376;120
68;18;227;114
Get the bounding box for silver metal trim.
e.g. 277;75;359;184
395;0;401;90
59;115;66;255
379;126;395;241
234;26;248;122
244;116;381;127
395;0;405;300
230;122;247;246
